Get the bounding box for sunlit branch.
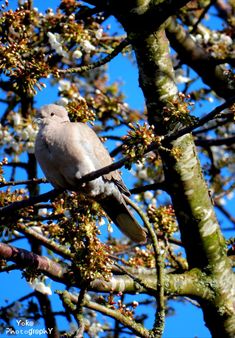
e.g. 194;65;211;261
0;178;47;188
166;18;235;98
0;242;69;283
58;290;151;338
113;261;156;294
0;242;214;298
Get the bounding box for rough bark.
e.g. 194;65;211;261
107;1;235;335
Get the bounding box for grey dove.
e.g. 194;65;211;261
35;104;146;243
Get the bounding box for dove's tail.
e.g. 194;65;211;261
100;196;147;243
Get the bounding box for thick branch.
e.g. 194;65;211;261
124;18;235;335
0;242;69;283
109;0;190;35
166;18;235;99
0;243;214;299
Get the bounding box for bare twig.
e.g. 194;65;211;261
165;96;235;143
195;136;235;147
130;182;168;194
190;0;216;34
215;202;235;227
57;39;129;75
123;196;166;337
16;223;73;260
0;178;47;188
58;290;151;338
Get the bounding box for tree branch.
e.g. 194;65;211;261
130;181;168;194
16;223;73;260
0;188;63;216
165;95;235;143
0;242;69;284
166;18;235;99
195;136;235;147
0;178;47;188
124;195;166;336
0;242;214;299
190;0;216;34
58;290;151;338
57;38;129;75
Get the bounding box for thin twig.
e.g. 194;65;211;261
0;178;47;188
123;196;166;337
164;95;235;143
0;292;36;311
0;263;18;273
58;291;151;338
195;135;235;147
190;0;216;34
130;182;168;194
215;202;235;227
57;39;129;75
75;287;88;338
16;223;73;260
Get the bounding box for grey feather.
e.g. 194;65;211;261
35;104;146;243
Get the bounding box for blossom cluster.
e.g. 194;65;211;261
147;204;178;235
122;123;160;167
46;8;104;62
0;112;38;158
192;29;234;59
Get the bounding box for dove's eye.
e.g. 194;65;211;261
50;112;55;116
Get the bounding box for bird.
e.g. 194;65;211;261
35;104;146;243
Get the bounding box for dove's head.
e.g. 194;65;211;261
36;104;70;125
